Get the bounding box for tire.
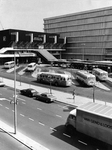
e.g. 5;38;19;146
54;82;58;86
46;99;49;103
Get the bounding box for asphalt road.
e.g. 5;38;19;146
0;128;29;150
0;86;111;150
0;66;112;104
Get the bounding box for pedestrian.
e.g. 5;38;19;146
72;89;75;100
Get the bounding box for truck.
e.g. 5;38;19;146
65;102;112;145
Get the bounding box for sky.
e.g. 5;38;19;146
0;0;112;32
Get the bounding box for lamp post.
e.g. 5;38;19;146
92;65;95;103
81;43;85;60
11;32;19;134
14;52;17;134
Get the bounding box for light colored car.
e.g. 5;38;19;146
35;92;57;103
26;62;37;71
0;81;5;87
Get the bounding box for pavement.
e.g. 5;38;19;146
0;77;112;150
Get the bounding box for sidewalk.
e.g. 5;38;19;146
0;77;112;150
2;77;111;107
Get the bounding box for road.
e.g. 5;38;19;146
0;129;29;150
0;67;112;104
0;86;111;150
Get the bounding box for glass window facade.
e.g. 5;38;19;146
44;6;112;61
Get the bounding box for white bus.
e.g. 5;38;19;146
76;70;96;86
93;68;108;81
4;61;15;69
37;72;72;87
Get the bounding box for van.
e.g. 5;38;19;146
4;61;15;69
26;62;37;71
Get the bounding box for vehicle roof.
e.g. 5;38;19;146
28;62;36;65
77;70;95;77
38;72;70;77
22;88;35;91
4;61;14;64
93;68;108;73
78;102;112;119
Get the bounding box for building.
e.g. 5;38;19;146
0;29;65;64
44;6;112;61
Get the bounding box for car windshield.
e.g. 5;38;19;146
31;89;36;93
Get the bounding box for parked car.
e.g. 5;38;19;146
20;88;39;97
0;81;5;87
35;92;56;103
26;62;37;72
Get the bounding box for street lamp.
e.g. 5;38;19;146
92;65;95;103
11;32;19;134
14;52;17;134
81;43;85;60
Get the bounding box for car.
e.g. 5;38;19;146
0;81;5;87
35;92;57;103
20;88;39;97
26;62;37;72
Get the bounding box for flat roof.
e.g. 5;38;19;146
44;6;112;20
78;102;112;119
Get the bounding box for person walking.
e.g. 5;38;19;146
72;89;75;100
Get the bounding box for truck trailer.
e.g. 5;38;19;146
65;102;112;145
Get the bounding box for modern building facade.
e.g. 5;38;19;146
44;6;112;61
0;29;65;64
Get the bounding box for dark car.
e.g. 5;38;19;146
35;92;57;103
20;88;39;97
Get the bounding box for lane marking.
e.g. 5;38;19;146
78;140;87;145
37;107;42;111
56;114;62;118
22;102;26;104
18;97;26;102
29;118;34;121
5;107;9;110
20;114;25;117
63;133;71;138
39;122;45;126
50;127;57;132
0;104;3;106
12;110;14;112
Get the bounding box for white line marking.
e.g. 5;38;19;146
39;122;45;126
78;140;87;145
29;118;34;121
22;102;26;104
50;127;57;132
5;107;9;110
18;97;26;101
20;114;25;117
56;114;62;118
0;104;2;106
12;110;14;112
37;107;42;111
63;133;71;138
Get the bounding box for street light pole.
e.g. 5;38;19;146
14;52;17;134
93;83;95;103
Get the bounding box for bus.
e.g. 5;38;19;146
76;70;96;86
4;61;15;69
37;72;72;87
93;68;108;81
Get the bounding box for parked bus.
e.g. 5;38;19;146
76;70;96;86
93;68;108;81
37;72;72;87
4;61;15;69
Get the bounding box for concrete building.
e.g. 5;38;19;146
44;6;112;61
0;29;65;64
